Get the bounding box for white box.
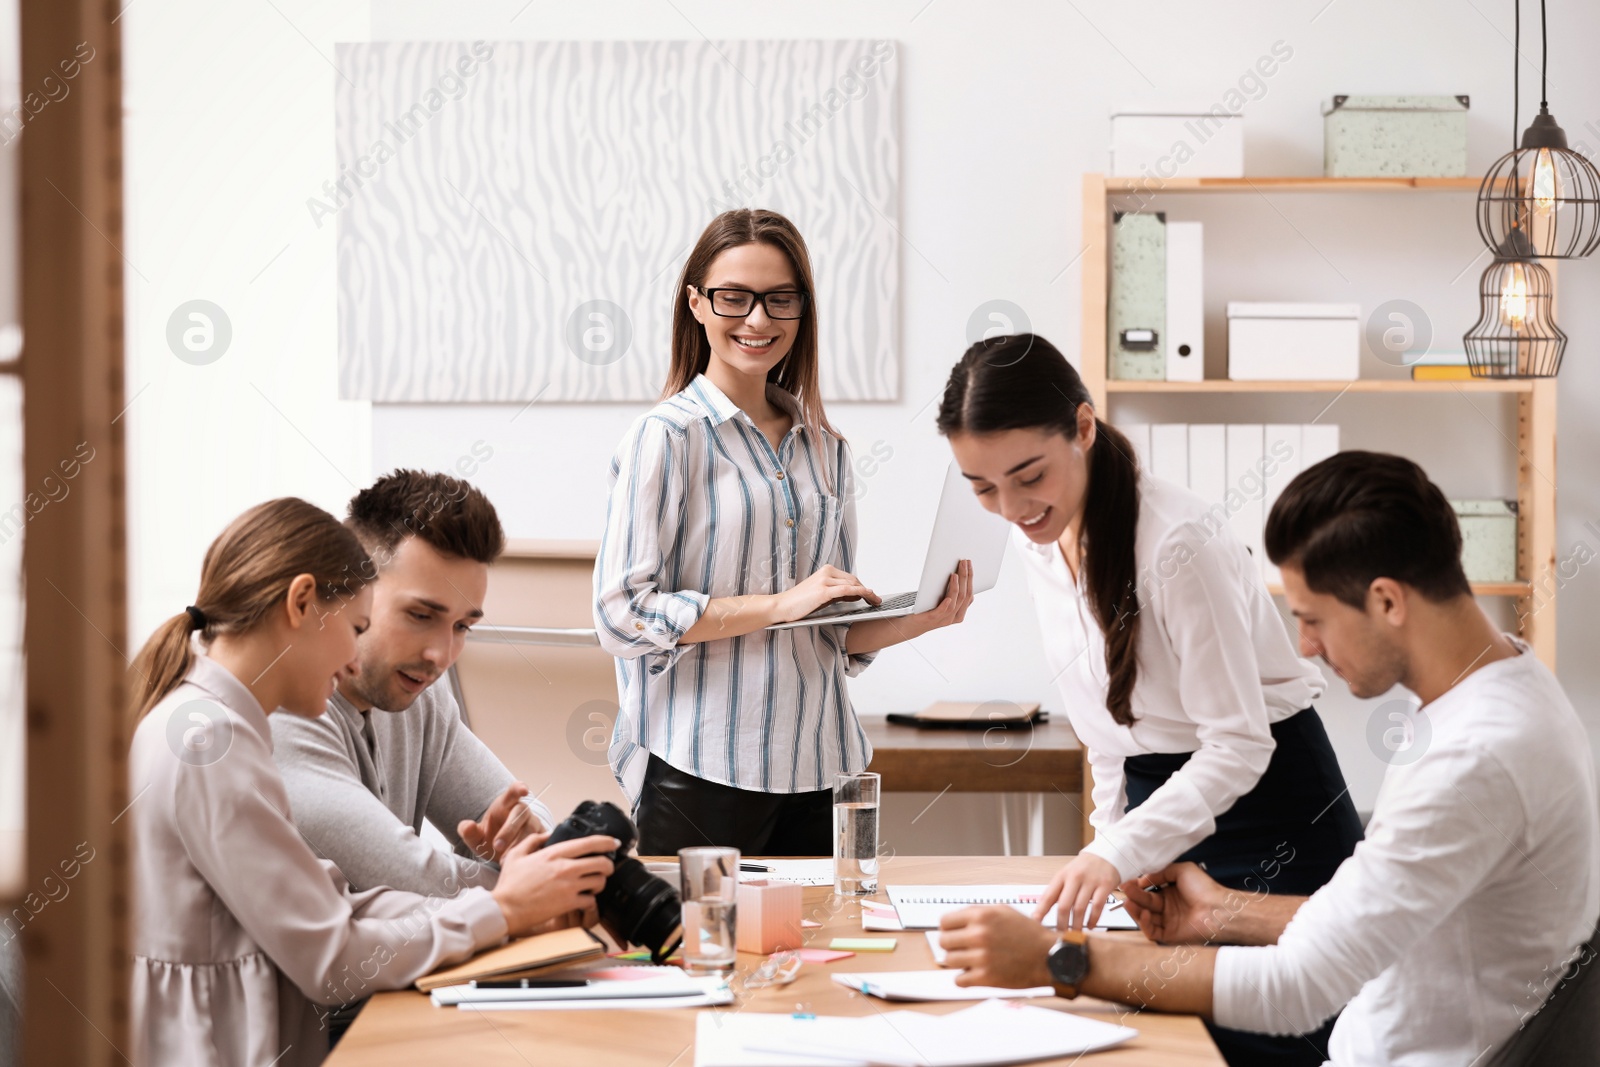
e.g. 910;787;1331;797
1150;424;1189;487
1227;303;1360;381
1111;107;1244;179
1165;222;1204;381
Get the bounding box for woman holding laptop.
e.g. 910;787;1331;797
593;208;973;856
936;333;1362;1065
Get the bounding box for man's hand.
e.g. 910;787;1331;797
490;834;616;937
938;905;1057;989
1034;852;1123;931
1119;862;1231;945
458;782;546;863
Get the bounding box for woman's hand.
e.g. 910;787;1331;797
906;559;973;633
772;564;880;623
1034;852;1123;931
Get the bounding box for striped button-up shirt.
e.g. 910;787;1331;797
594;374;875;805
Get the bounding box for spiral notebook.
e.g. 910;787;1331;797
887;885;1138;930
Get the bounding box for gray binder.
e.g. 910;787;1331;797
1109;211;1166;381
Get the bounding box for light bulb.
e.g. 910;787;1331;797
1500;263;1529;331
1532;148;1558;216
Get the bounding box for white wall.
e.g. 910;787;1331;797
127;0;1600;849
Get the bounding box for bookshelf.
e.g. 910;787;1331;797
1079;173;1558;673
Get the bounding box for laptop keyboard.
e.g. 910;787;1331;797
806;590;917;620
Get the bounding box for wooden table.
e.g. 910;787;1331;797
860;718;1092;851
327;856;1221;1066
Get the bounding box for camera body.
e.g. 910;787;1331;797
544;800;683;963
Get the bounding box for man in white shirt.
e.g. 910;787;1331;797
273;471;569;903
940;451;1599;1067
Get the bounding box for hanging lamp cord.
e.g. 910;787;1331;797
1539;0;1548;110
1512;0;1520;153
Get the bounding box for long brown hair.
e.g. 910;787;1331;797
936;334;1143;726
128;497;373;721
664;209;840;483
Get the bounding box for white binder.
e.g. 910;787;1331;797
1150;424;1189;487
1226;424;1265;572
1164;221;1204;381
1119;422;1151;473
1302;423;1341;467
1187;424;1227;508
1262;425;1304;585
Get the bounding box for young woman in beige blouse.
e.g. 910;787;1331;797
128;498;620;1067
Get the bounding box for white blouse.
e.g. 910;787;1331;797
130;654;509;1067
1014;473;1323;881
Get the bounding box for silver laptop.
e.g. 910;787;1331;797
768;460;1011;631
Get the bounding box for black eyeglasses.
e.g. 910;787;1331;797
694;286;809;320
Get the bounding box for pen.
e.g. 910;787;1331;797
471;978;591;989
740;862;773;873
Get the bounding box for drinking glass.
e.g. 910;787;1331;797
678;846;739;976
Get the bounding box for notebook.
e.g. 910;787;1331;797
885;701;1043;730
887;885;1138;931
414;926;607;992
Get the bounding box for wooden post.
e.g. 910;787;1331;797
18;0;129;1063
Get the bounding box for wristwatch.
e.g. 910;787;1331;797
1046;930;1090;999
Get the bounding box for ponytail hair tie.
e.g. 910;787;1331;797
184;605;208;630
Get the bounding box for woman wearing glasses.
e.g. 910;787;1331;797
594;209;973;855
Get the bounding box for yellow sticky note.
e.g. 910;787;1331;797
830;938;896;952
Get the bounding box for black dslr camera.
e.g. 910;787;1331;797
544;800;683;963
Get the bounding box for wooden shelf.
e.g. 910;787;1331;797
1104;176;1490;194
1106;378;1533;394
1267;581;1531;598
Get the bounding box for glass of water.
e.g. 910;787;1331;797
834;771;880;895
678;846;739;976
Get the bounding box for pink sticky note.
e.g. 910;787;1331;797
793;948;855;964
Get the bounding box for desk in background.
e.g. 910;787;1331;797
861;717;1093;855
326;855;1221;1066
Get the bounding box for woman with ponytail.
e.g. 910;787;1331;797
937;335;1362;1066
129;498;618;1067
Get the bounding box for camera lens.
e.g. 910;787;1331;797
544;801;683;963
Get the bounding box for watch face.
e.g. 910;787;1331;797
1048;937;1089;987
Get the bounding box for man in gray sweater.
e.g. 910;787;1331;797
272;471;567;902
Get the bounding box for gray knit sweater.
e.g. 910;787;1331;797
270;679;556;896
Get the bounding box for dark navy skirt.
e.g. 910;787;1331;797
1123;707;1363;1066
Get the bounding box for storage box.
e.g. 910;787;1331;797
735;880;803;954
1452;500;1517;583
1322;95;1469;178
1111;107;1243;178
1227;303;1360;381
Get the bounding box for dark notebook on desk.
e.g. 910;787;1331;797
885;700;1044;731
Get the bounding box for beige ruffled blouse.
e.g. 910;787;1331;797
129;654;508;1066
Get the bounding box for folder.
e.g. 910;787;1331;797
1262;425;1303;585
1109;212;1166;380
1150;423;1188;487
1164;221;1204;381
885;700;1043;730
1187;424;1227;508
415;926;606;992
1226;425;1265;571
1301;423;1340;468
1119;422;1151;472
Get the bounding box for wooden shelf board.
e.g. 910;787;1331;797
1102;176;1490;194
1106;378;1533;394
1267;581;1530;598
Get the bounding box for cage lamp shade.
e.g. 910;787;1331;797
1476;108;1600;260
1463;252;1566;378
